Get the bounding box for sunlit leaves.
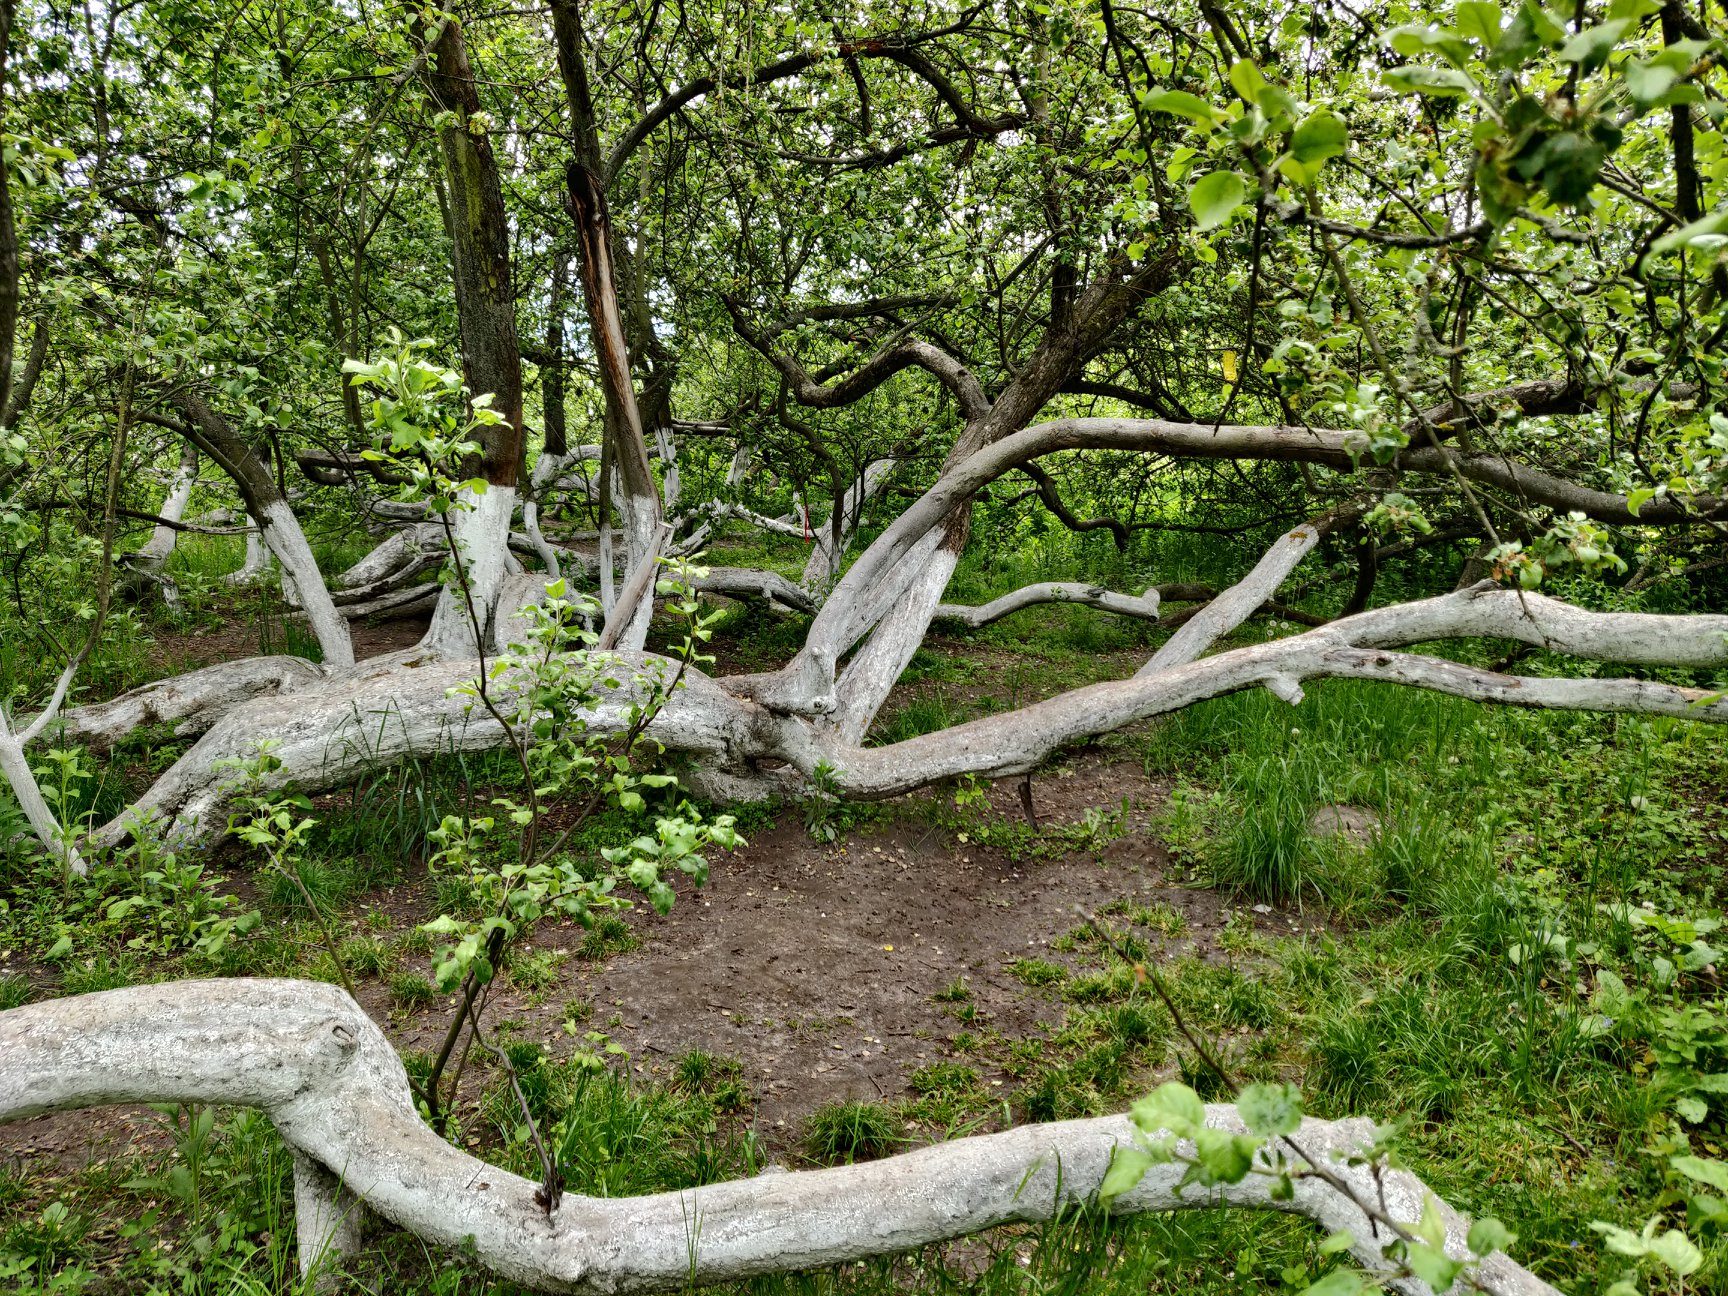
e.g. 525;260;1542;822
1237;1082;1304;1136
1290;112;1348;167
1454;2;1505;48
1186;170;1247;230
1380;65;1475;97
1139;88;1217;126
1557;18;1631;73
1590;1218;1703;1276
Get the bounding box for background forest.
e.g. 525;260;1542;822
1;0;1727;1293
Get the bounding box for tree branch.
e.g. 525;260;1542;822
1;979;1557;1296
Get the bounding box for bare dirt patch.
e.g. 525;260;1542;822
432;756;1308;1151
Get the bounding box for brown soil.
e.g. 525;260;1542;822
372;753;1305;1149
3;755;1314;1176
148;612;428;676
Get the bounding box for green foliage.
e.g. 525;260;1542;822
1010;957;1069;988
801;1101;904;1165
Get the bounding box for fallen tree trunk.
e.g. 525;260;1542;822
0;979;1558;1296
44;655;328;751
933;581;1161;628
63;583;1728;847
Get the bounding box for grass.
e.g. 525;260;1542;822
1009;957;1068;987
576;914;638;960
388;971;436;1009
4;523;1728;1295
802;1101;904;1164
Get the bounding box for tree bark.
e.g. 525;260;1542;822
169;393;355;669
418;18;530;658
552;0;664;649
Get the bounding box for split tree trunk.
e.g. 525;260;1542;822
417;18;529;659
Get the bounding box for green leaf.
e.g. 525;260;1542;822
1133;1081;1207;1134
1525;130;1607;205
1187;171;1247;230
1299;1273;1367;1296
1492;0;1565;67
1672;1155;1728;1195
1651;210;1728;254
1142;89;1218;125
1625;486;1657;516
1277;155;1326;188
1408;1195;1448;1251
1518;0;1567;43
1238;1082;1304;1136
1191;1126;1258;1184
1624;60;1681;106
1381;66;1475;97
1388;24;1473;69
1467;1216;1518;1256
1228;60;1267;102
1099;1145;1156;1202
1558;18;1630;73
1291;111;1349;165
1404;1241;1464;1292
1255;84;1300;127
1455;2;1504;46
1646;1227;1703;1274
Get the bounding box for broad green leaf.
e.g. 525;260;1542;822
1403;1242;1464;1293
1191;1126;1257;1184
1672;1155;1728;1195
1467;1216;1518;1256
1558;19;1630;73
1255;84;1300;126
1381;66;1475;97
1228;60;1267;101
1099;1145;1156;1202
1291;111;1349;165
1412;1195;1449;1250
1647;1227;1703;1274
1624;60;1681;106
1651;210;1728;254
1142;89;1217;125
1524;130;1608;205
1388;24;1473;69
1493;0;1565;67
1132;1080;1207;1133
1455;2;1504;46
1238;1082;1304;1136
1518;0;1567;43
1187;170;1247;230
1299;1272;1367;1296
1277;154;1325;188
